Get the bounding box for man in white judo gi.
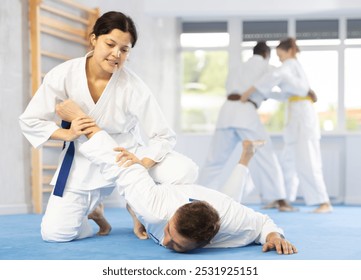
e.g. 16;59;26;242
55;100;297;255
198;42;295;212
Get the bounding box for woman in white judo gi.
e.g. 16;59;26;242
198;42;295;212
241;37;332;213
19;11;198;242
60;112;297;254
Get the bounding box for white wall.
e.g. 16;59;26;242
345;135;361;204
0;0;31;214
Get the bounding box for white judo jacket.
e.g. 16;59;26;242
255;58;321;143
216;55;273;129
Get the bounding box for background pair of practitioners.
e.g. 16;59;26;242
56;100;297;255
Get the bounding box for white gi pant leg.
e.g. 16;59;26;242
41;187;113;242
280;142;299;202
295;137;330;205
237;130;287;202
198;127;286;202
219;164;255;202
282;101;330;205
148;151;199;184
197;128;240;189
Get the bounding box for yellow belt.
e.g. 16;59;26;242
288;96;313;102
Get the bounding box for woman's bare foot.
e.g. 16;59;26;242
312;202;333;213
126;204;149;239
239;140;265;166
88;203;112;236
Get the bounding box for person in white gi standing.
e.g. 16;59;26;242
55;105;297;254
198;42;295;211
241;37;332;213
19;11;198;242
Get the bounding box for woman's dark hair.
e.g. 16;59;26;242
91;11;138;47
174;201;220;249
276;37;300;56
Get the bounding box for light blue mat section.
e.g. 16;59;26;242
1;205;360;260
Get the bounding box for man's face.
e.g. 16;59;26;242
162;216;198;253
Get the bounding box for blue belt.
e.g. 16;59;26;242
53;121;74;197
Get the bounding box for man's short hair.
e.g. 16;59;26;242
174;200;220;248
253;41;270;58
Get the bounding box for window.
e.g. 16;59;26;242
243;20;288;42
345;19;361;131
345;49;361;131
180;21;229;132
179;18;361;133
296;19;339;40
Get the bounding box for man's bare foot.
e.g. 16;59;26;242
56;99;88;122
263;199;298;212
239;140;265;166
312;202;333;213
278;199;299;212
126;204;149;240
88;203;112;236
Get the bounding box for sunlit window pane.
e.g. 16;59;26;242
181;50;228;132
345;48;361;131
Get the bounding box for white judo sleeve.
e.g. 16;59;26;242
78;131;151;195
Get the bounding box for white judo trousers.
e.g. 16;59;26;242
281;100;330;205
198;101;287;203
79;131;284;248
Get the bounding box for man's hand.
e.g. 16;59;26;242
262;232;298;255
114;148;156;169
307;89;317;103
114;147;142;167
56;99;88;122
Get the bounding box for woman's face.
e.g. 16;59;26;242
90;29;132;75
276;48;293;62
